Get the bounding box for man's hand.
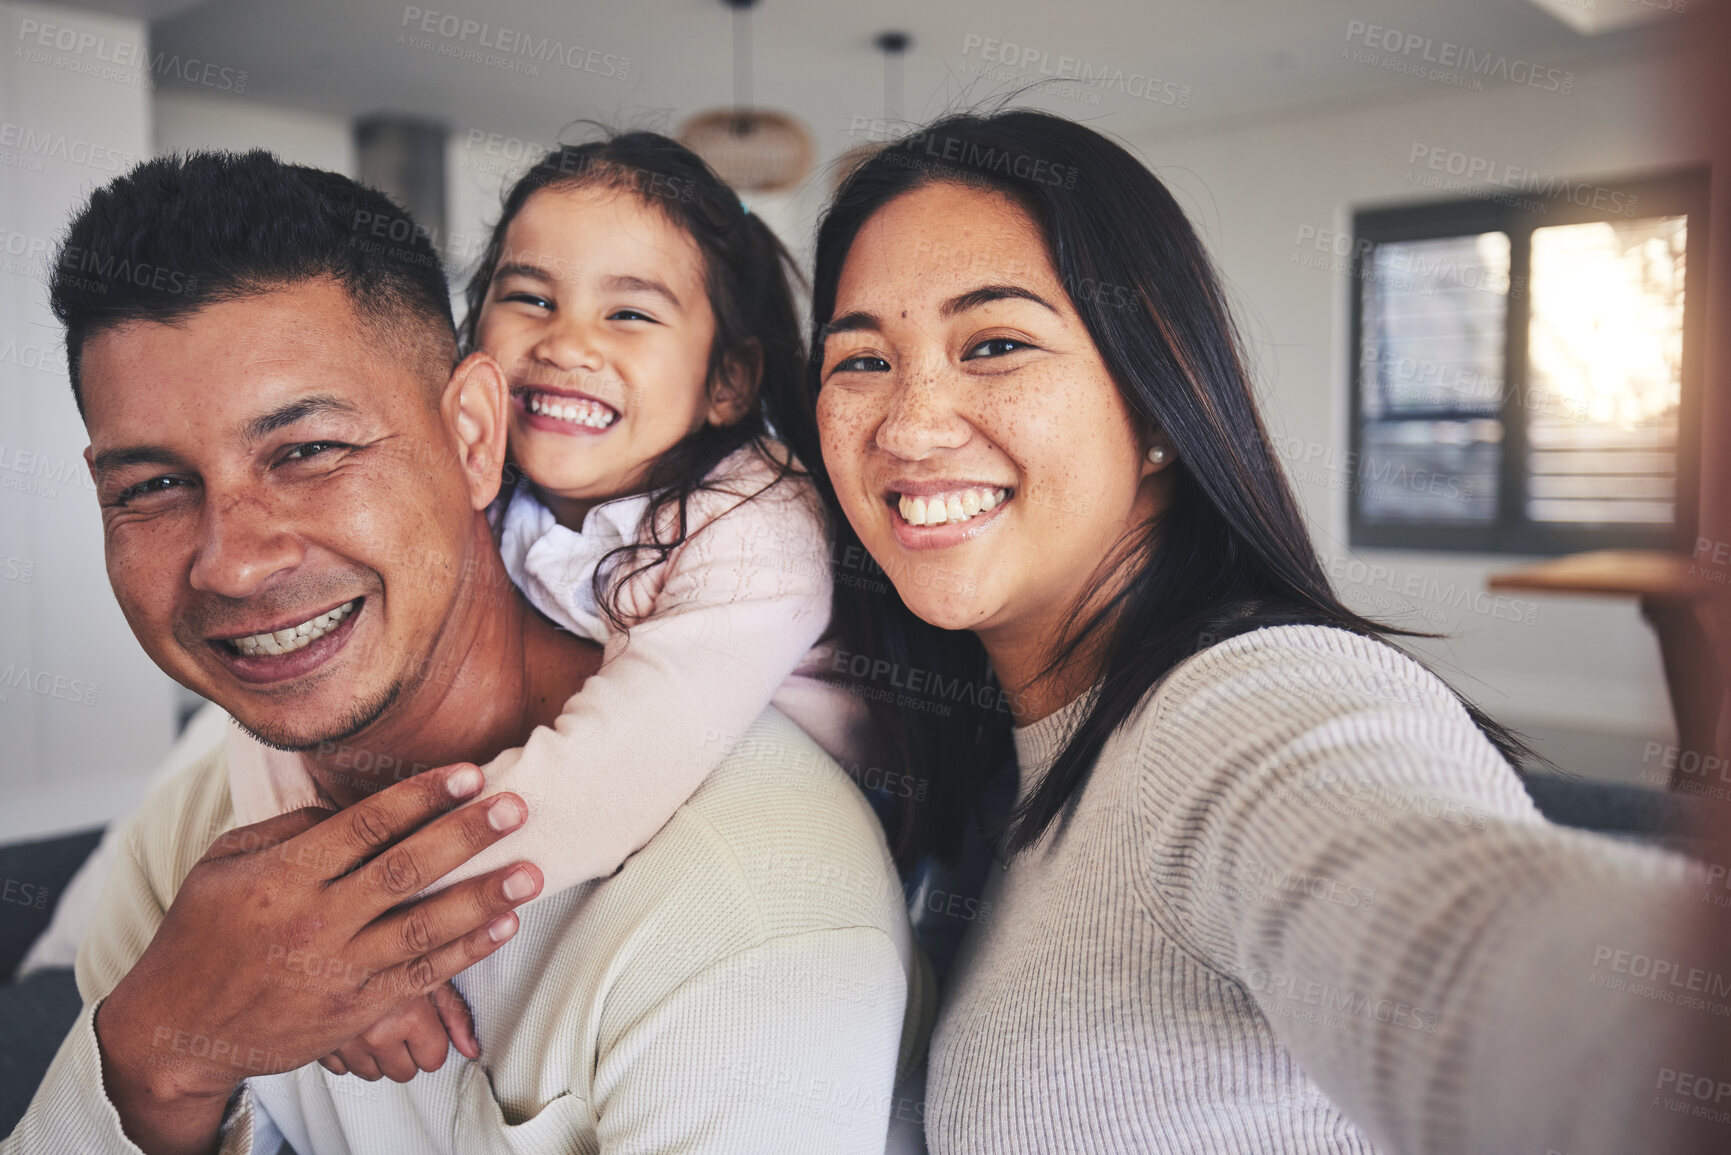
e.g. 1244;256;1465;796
93;763;544;1155
319;980;476;1081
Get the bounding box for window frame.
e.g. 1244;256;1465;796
1346;167;1709;556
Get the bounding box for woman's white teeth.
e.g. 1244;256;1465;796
897;487;1009;527
526;391;618;429
232;600;356;657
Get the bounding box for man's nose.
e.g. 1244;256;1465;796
874;367;971;461
187;492;306;599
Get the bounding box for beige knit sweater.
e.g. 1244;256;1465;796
5;708;928;1154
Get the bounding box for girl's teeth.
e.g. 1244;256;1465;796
896;488;1010;527
527;392;618;429
233;599;356;657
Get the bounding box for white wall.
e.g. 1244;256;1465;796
1135;46;1697;780
0;1;172;840
154;89;355;174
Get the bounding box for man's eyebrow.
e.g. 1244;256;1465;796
601;273;681;309
243;394;363;442
90;444;191;478
940;284;1060;318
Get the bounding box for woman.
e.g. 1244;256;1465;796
789;111;1705;1154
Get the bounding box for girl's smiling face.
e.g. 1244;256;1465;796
478;184;736;525
816;181;1170;685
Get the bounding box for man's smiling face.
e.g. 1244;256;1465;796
81;277;479;751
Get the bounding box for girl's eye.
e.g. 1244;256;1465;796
962;337;1030;360
832;354;891;374
608;308;655;323
501;291;551;309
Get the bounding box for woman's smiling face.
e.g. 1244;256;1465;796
816;181;1168;654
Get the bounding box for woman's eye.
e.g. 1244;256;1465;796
963;337;1030;360
832;354;891;374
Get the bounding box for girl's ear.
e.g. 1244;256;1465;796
707;340;761;427
442;351;510;510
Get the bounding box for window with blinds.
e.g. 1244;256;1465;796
1348;170;1705;554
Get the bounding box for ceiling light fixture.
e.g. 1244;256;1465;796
678;0;814;193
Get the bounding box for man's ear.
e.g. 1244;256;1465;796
441;352;510;511
706;340;761;428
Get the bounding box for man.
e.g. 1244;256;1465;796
3;152;921;1154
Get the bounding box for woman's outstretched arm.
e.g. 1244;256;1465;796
1135;626;1705;1155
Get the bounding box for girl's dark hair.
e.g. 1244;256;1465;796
786;110;1529;866
460;130;810;628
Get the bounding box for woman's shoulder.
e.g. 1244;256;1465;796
1107;624;1535;951
1179;622;1461;707
1117;623;1482;760
1102;622;1543;859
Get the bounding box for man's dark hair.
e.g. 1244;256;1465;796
50;149;456;418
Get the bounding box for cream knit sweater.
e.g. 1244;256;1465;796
5;708;927;1154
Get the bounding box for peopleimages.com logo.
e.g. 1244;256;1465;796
959;34;1191;108
14;16;250;93
1342;19;1573;95
398;6;630;80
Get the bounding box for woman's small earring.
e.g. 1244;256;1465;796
1146;445;1168;465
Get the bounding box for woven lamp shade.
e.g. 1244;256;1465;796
679;109;815;193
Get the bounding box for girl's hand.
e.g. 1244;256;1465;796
317;980;480;1081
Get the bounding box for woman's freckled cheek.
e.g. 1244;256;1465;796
820;394;873;454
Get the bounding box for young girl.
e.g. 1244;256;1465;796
249;132;874;1079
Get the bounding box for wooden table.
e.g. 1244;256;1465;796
1489;549;1730;790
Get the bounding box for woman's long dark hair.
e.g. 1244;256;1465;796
460;130;809;629
784;110;1528;866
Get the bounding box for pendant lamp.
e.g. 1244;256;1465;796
679;0;815;193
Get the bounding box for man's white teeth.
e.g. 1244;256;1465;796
897;487;1008;527
232;600;356;657
526;391;618;429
